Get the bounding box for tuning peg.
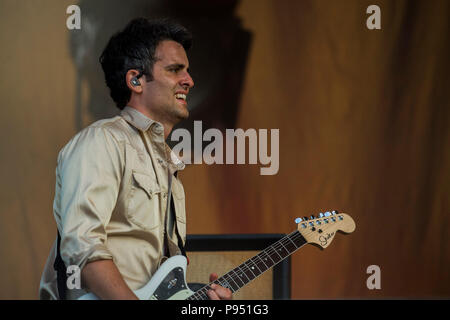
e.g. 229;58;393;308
332;210;338;215
319;212;324;218
310;215;316;220
324;211;331;217
295;217;302;224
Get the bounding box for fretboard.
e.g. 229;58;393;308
186;230;307;300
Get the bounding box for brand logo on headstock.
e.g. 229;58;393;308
319;232;335;246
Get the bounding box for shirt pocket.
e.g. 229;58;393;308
127;170;162;231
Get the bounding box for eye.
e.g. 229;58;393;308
169;67;181;73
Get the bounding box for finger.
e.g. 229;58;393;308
210;284;233;300
207;288;220;300
209;273;218;282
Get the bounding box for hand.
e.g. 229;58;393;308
207;273;233;300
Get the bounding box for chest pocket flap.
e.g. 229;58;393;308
132;170;160;198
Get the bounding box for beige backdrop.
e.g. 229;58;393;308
0;0;449;299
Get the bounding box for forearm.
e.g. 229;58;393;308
81;259;138;300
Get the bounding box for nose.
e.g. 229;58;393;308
180;71;194;89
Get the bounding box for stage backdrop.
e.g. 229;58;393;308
0;0;449;299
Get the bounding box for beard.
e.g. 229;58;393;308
171;99;190;121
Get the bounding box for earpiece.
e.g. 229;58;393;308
131;77;140;86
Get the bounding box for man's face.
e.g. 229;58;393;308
142;40;194;124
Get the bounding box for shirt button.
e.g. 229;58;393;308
153;125;163;134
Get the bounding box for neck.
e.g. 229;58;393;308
162;123;174;140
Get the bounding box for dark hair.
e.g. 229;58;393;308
99;18;192;110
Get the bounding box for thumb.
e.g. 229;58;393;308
209;273;218;282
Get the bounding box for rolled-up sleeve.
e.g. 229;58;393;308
54;125;124;269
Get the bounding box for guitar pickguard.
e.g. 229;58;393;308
150;266;190;300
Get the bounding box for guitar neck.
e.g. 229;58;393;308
186;230;307;300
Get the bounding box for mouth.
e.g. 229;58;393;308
175;93;187;105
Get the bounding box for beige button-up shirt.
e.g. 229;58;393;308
39;106;187;299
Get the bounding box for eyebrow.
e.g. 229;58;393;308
164;63;189;71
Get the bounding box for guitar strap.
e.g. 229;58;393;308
171;194;187;258
168;170;187;259
54;231;67;300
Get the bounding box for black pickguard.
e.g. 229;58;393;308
152;266;188;300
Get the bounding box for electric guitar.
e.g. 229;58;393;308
78;210;355;300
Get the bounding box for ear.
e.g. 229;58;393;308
126;69;143;93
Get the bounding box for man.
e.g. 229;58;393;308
39;17;232;300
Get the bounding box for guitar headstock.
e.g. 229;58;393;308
296;211;355;249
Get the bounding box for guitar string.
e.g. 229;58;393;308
225;230;302;281
200;231;301;293
189;230;306;300
223;230;305;287
188;217;341;300
188;230;305;300
188;227;316;300
219;217;339;285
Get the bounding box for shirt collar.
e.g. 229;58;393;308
120;106;160;132
121;106;185;171
168;145;186;171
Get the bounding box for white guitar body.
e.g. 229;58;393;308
78;255;194;300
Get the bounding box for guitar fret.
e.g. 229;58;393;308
238;267;253;283
197;289;206;300
244;261;257;279
230;269;246;287
216;278;229;290
221;274;239;292
258;251;271;267
192;289;207;300
283;239;297;253
234;265;251;284
271;244;284;259
286;235;299;248
249;256;263;274
260;250;275;266
277;241;290;258
256;253;269;269
279;241;289;253
291;231;306;247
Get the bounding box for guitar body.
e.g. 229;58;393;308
78;255;194;300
